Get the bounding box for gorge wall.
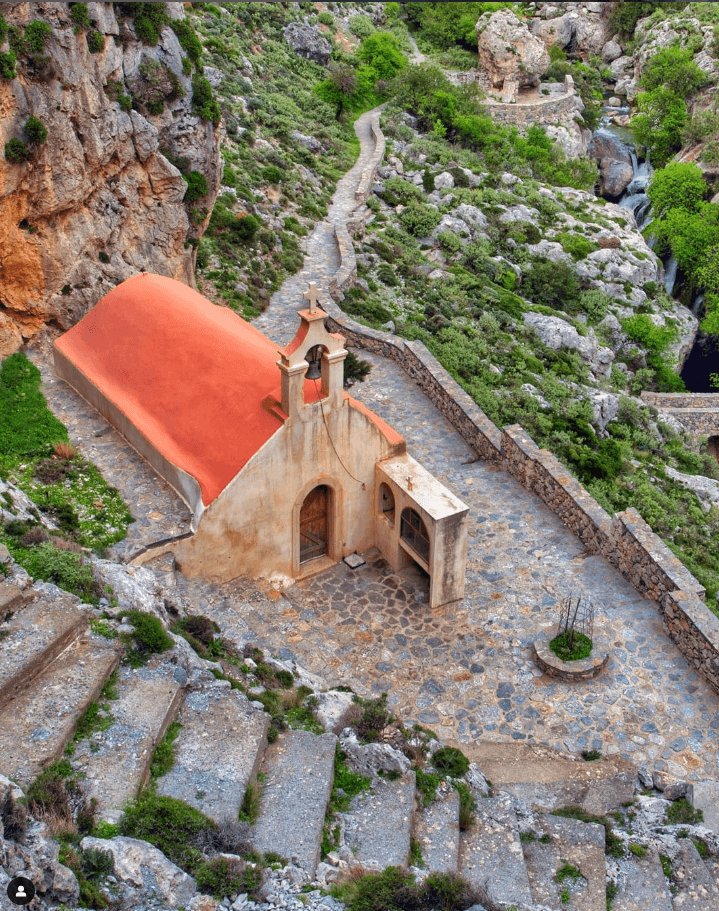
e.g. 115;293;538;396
0;1;221;357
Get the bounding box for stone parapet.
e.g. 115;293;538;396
662;590;719;694
640;391;719;439
355;109;386;203
482;92;579;127
319;105;719;698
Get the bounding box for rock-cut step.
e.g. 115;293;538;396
521;814;606;911
72;658;184;824
413;783;460;873
459;794;533;909
0;590;90;709
671;839;719;909
339;771;416;873
252;730;337;876
0;627;123;786
612;849;673;911
156;679;269;824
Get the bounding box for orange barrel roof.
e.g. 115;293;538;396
53;273;323;506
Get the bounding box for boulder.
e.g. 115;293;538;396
339;730;412;777
665;468;719;515
80;836;196;907
532;13;575;49
90;559;174;624
283;22;331;66
498;204;540;224
587;129;632;165
454;203;489;233
434;171;455;190
599;159;634;198
202;65;223;88
476;9;550;89
523;312;614;378
602;39;623;62
291;131;323;153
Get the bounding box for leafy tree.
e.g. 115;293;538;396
609;1;689;39
640;46;707;99
647;161;708;217
404;2;516;49
398;201;442;237
0;51;16;81
314;62;378;119
357;32;407;81
171;19;203;68
632;87;688;167
191;75;221;125
650;203;719;274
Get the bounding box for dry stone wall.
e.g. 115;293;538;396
482;91;580;127
320;111;719;697
641;392;719;440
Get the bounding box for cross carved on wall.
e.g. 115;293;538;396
303;282;320;314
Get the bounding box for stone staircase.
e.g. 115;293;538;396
2;571;719;911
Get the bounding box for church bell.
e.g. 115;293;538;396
305;345;322;381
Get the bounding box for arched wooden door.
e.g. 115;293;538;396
300;484;329;563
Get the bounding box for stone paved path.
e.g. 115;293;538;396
253;108;379;347
21;99;719;785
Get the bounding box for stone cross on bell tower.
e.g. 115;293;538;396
304;281;320;315
276;283;348;422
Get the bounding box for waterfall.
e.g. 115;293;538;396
664;255;679;296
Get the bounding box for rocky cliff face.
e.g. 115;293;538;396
0;2;222;357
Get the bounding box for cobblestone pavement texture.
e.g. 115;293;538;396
22;107;719;785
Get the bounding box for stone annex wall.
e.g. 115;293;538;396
320;113;719;696
641;391;719;440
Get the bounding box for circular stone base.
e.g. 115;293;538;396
533;631;610;681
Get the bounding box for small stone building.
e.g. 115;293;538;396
53;273;469;607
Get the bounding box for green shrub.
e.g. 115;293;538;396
16;541;98;602
318;11;334;26
262;164;283;185
344;350;373;385
191;75;221;124
98;250;110;263
70;3;92;30
647;161;708;217
640;45;707;100
24;116;48;144
0;11;7;45
183;170;209;204
171;18;203;68
521;259;581;311
87;29;104;53
118;792;213;875
24;21;52;54
665;798;704;826
432;746;470;778
195;856;254;900
556;232;596;261
399;202;442;237
348;14;375;38
4;137;29;163
120;609;173;665
150;721;182;779
578;289;612;324
0;51;16;80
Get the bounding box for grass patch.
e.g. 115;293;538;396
238;780;262;824
329;866;479;911
452;780;476;832
431;746;469;778
415;769;442;807
550;631;593;661
665;798;704;826
409;836;424;868
659;853;673;878
629;843;648;858
582;749;602;761
321;744;372;856
150;722;182;780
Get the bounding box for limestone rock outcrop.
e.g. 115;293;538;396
529;2;617;57
476;9;550;89
0;2;222;357
523;311;615;379
283;22;331;66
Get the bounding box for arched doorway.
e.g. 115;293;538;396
300;484;329;564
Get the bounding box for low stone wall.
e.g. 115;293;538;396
482;92;579;128
641;393;719;408
321;106;719;698
355;110;386;203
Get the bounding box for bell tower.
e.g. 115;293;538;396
277;283;348;422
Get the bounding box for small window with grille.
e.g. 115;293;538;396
379;482;395;525
400;507;429;562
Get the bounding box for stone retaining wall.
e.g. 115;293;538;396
640;392;719;439
321;107;719;698
355;110;386;203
